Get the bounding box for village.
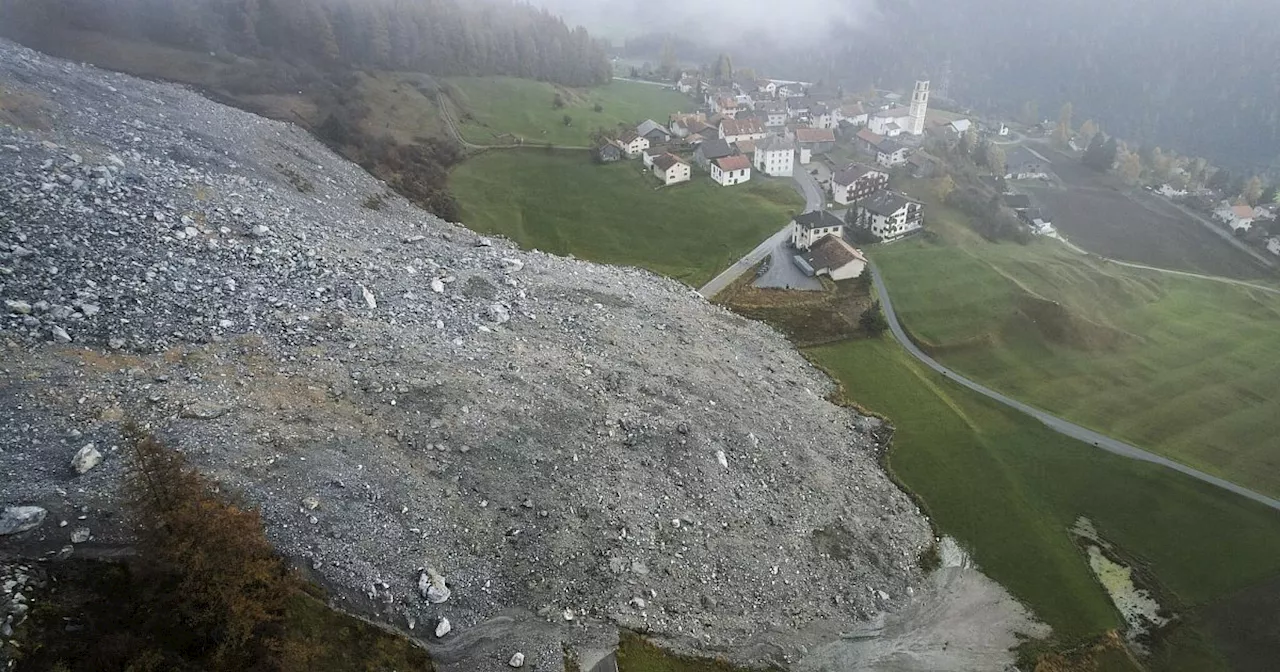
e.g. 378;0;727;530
593;71;1074;286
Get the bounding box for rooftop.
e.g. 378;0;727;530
803;234;865;271
653;153;686;171
715;155;752;172
756;136;795;153
833;163;883;185
794;210;845;230
795;127;836;144
698;138;735;160
861;190;918;217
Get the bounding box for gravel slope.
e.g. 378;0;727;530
0;40;1041;670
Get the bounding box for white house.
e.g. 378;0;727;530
868;107;911;137
790;210;846;250
850;190;924;241
757;80;778;96
755;101;789;130
719;117;768;144
711;154;752;187
831;164;890;206
795;234;868;281
754;136;795;177
652;153;691;186
1268;237;1280;256
1215;203;1256;231
811;104;838;130
618;131;650;158
875;139;910;167
841;102;869;127
677;75;699;94
712;96;740;118
998;123;1011;137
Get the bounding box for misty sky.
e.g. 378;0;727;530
534;0;878;46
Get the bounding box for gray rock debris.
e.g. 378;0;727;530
508;652;525;668
70;444;102;475
0;507;46;536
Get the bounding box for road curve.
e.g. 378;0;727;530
869;263;1280;512
697;169;825;298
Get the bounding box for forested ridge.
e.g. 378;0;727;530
0;0;611;87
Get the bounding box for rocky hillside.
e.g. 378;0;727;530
0;41;1041;671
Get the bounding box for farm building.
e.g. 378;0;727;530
652;153;691;186
794;234;868;281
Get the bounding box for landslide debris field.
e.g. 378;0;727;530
0;41;1042;671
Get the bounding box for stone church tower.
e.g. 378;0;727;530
908;80;930;135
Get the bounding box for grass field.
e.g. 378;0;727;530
873;177;1280;498
450;150;803;287
446;76;694;147
806;336;1280;667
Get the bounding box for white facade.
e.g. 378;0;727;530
907;80;929;136
791;221;844;250
653;159;691;186
754;145;795;177
620;135;650;158
711;159;752;186
868;111;909;137
876;147;910;167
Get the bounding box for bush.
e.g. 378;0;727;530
593;103;603;113
123;424;300;670
860;301;890;337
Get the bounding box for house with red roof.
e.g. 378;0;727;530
711;154;753;187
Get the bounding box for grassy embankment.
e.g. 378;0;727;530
450;150;803;287
806;336;1280;669
446;75;694;147
873;176;1280;498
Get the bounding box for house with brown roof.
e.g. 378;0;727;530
855;128;886;153
794;235;868;281
618;131;650;158
791;127;837;164
1215;202;1256;231
831;164;890;205
669;112;707;138
652;153;691;186
711;154;753;187
719;117;768;144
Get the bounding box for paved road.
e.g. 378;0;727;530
869;263;1280;513
753;234;823;291
697;169;827;298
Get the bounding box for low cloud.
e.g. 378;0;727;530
536;0;879;47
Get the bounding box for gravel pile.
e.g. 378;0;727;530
0;41;1036;671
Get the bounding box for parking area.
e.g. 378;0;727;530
753;236;824;291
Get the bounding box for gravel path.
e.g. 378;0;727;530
870;263;1280;512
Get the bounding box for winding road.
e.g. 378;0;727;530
697;168;825;298
869;263;1280;512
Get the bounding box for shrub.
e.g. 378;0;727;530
124;424;299;670
860;301;890;337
